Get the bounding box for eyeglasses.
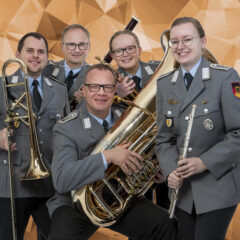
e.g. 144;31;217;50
84;84;116;93
63;42;89;50
111;45;137;57
169;37;196;49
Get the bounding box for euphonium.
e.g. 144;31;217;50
2;58;50;180
72;30;177;227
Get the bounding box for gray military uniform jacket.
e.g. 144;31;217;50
47;100;123;216
155;58;240;214
44;60;90;101
0;69;70;198
118;60;158;88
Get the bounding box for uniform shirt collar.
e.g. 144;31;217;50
127;62;142;79
89;109;113;127
64;60;85;78
181;57;202;77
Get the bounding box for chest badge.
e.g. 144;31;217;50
204;119;213;130
166;117;173;127
232;82;240;98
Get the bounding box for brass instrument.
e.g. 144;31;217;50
2;58;50;180
168;105;197;219
72;30;176;227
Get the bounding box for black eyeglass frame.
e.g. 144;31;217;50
84;83;116;93
111;45;137;57
63;42;89;50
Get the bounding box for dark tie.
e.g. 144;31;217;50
66;70;80;90
102;120;109;133
32;80;42;110
184;72;193;90
132;76;142;92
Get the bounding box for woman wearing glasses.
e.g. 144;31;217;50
109;30;159;97
155;16;240;240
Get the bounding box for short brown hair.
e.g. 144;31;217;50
109;30;140;52
171;17;205;38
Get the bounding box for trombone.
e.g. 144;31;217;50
2;58;50;180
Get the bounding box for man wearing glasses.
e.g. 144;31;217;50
46;24;91;109
46;63;178;240
109;30;159;98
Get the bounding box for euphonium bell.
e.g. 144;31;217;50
2;58;50;180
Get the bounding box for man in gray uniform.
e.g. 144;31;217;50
47;63;178;240
0;32;70;240
109;30;169;209
155;17;240;240
45;24;91;109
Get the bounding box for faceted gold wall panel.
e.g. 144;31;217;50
2;0;240;73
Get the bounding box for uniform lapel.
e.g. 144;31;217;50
180;59;207;112
171;69;187;103
39;76;54;114
68;63;90;99
79;101;105;141
9;70;25;100
140;61;153;87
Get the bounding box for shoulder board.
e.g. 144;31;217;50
157;69;175;80
210;64;232;71
59;112;77;124
48;76;66;86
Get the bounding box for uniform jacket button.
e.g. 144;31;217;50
188;147;193;152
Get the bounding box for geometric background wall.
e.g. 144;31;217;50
1;1;240;239
2;0;240;73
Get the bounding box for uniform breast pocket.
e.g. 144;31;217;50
49;110;63;122
164;106;180;130
194;102;223;132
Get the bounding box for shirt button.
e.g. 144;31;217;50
185;116;189;121
38;116;41;120
39;129;42;133
3;160;7;164
188;147;193;152
167;111;172;116
204;108;208;114
39;141;44;145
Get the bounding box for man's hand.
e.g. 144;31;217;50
74;89;84;103
167;170;183;189
152;169;164;184
116;76;135;97
103;142;143;175
0;128;16;151
176;157;207;179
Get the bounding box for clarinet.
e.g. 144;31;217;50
168;104;197;219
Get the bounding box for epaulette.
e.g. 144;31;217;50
48;76;66;86
157;69;175;81
59;112;78;123
210;64;232;71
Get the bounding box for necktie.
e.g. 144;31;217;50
66;70;80;90
32;80;42;110
184;72;193;90
102;120;109;133
132;76;142;92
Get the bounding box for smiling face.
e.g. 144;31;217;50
62;28;89;68
170;22;206;71
82;68;116;119
111;33;142;76
16;36;48;78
